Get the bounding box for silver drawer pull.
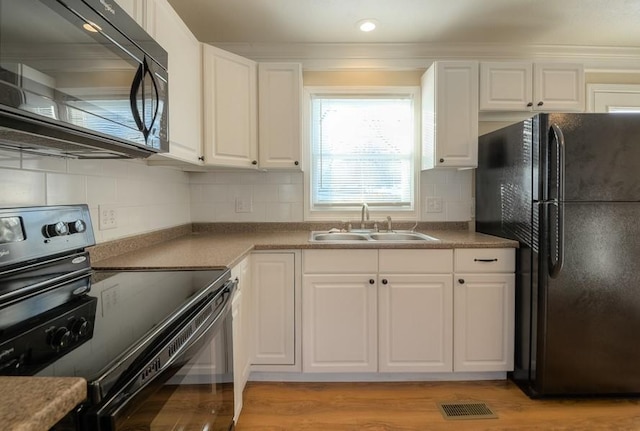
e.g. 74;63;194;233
474;258;498;262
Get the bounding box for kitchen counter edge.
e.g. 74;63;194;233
90;230;518;270
0;376;86;431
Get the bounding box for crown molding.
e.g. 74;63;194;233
207;42;640;71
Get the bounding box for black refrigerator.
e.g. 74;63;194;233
476;113;640;397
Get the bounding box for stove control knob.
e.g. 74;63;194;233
70;317;90;338
43;221;68;238
49;327;72;350
68;220;87;234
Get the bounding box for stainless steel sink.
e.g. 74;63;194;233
309;230;439;243
310;232;369;241
369;232;439;241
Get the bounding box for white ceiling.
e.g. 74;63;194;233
167;0;640;47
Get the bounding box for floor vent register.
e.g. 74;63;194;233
437;401;498;420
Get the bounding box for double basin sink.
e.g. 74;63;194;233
309;230;439;243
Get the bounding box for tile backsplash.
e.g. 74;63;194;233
190;171;304;222
0;151;191;243
421;168;474;222
190;169;473;223
0;149;473;243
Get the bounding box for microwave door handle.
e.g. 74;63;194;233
144;59;160;136
129;63;145;135
548;123;565;278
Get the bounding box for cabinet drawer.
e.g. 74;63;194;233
378;249;453;273
303;250;377;274
454;248;515;273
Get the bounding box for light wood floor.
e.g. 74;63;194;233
235;380;640;430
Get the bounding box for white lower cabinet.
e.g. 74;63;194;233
303;274;378;372
231;256;251;421
302;248;515;376
231;289;243;422
250;251;300;371
453;248;516;372
378;274;453;372
302;249;454;373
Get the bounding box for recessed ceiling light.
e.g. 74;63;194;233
358;19;377;32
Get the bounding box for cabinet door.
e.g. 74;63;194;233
231;289;243;422
202;45;258;168
302;275;378;372
231;257;251;393
251;253;295;365
258;63;302;170
422;61;479;169
148;0;203;164
479;62;533;111
378;274;453;372
453;273;515;372
533;63;585;112
113;0;144;26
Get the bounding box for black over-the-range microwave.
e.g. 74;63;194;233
0;0;169;158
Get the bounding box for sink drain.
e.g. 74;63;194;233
437;401;497;420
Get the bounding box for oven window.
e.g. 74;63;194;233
113;314;235;431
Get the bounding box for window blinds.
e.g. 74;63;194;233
310;95;414;209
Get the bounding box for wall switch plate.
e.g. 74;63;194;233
99;204;118;230
235;197;252;213
426;197;443;213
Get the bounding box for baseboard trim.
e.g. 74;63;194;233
248;371;507;382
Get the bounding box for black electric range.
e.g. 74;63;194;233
0;205;236;430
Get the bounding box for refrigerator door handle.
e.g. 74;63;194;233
549;123;565;278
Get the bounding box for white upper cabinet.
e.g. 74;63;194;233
202;45;258;168
258;63;303;170
113;0;144;25
145;0;203;165
421;61;479;170
480;62;585;112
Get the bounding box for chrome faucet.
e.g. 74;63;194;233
360;203;369;229
386;215;392;232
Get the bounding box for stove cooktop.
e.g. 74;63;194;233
2;268;229;380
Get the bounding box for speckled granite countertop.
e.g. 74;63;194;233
0;377;85;431
92;229;518;270
3;226;514;427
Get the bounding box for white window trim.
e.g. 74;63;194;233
303;86;421;222
587;83;640;112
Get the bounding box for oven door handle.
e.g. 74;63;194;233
91;279;237;430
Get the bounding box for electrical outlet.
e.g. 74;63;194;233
235;197;252;213
425;197;443;213
99;204;118;230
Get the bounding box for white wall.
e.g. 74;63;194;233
0;150;191;243
189;169;472;223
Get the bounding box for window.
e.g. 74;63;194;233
304;87;419;220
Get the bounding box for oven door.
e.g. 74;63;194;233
86;280;236;431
